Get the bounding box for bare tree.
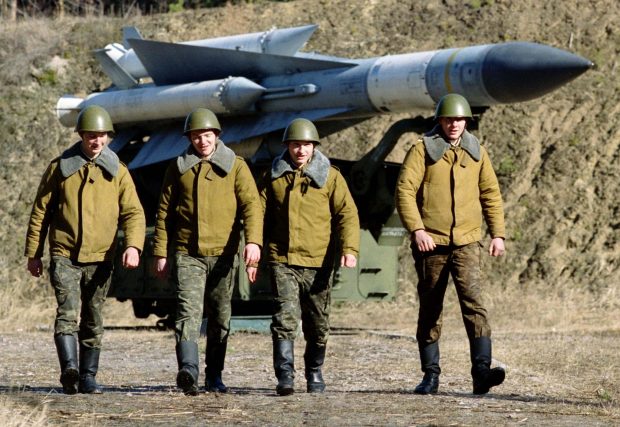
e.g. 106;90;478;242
1;0;16;21
57;0;64;18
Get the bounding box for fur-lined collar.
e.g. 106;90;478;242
177;140;236;175
271;148;331;188
423;125;481;163
59;142;119;178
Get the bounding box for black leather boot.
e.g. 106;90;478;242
54;334;79;395
304;342;326;393
414;341;440;395
176;341;200;396
470;337;505;395
78;345;103;394
205;340;228;393
273;340;295;396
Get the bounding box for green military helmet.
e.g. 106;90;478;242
282;118;320;144
75;105;114;134
184;108;221;134
434;93;473;119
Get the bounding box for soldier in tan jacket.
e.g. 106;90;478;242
396;94;506;396
260;118;360;396
25;105;145;395
153;108;262;395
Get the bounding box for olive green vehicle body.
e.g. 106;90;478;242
109;154;408;319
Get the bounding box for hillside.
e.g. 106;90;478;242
0;0;618;327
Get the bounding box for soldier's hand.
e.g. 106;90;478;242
489;237;505;257
243;243;261;266
340;254;357;268
246;266;258;283
27;257;43;277
155;257;168;279
122;247;140;269
414;229;436;252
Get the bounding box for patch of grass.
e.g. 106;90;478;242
168;0;184;13
497;155;518;176
32;68;57;86
568;135;580;146
0;396;48;427
469;0;494;9
596;388;613;402
0;275;55;332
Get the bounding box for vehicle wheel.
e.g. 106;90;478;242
132;299;152;318
153;300;175;318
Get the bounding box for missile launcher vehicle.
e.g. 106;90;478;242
56;25;592;320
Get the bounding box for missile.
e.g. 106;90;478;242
57;77;265;127
57;27;592;169
96;24;317;87
258;41;593;114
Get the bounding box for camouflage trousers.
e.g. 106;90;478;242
270;263;333;345
412;242;492;345
174;253;234;345
49;256;113;349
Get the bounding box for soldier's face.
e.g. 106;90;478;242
80;131;109;159
439;117;467;142
287;140;315;167
190;129;218;158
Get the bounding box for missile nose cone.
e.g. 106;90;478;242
483;42;593;103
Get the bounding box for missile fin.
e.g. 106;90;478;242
314;117;371;139
128;126;188;169
264;24;318;56
126;107;351;169
220;108;351;145
108;128;143;153
94;48;138;89
128;39;356;85
122;26;143;49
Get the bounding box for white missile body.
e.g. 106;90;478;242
58;77;265;127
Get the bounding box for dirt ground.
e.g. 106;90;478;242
1;302;618;426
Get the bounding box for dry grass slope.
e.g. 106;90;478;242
0;0;617;346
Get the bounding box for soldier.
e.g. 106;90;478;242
25;105;146;395
396;93;506;395
260;118;360;395
153;108;262;395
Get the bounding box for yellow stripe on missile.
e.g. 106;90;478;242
444;49;461;93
